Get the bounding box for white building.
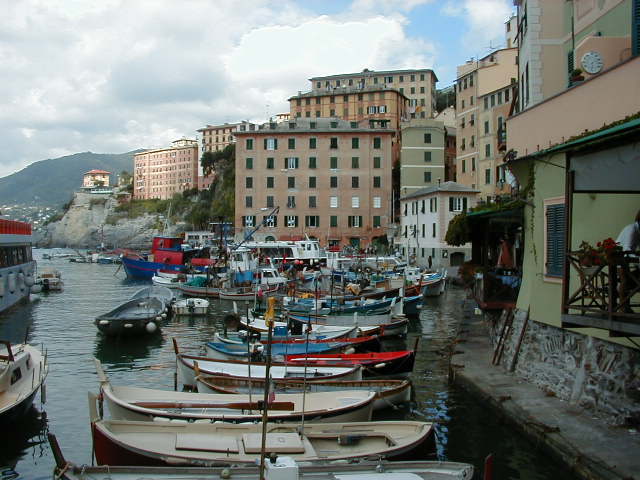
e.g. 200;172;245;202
397;182;479;270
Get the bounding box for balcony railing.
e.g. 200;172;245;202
474;268;521;310
562;251;640;335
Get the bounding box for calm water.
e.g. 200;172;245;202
0;250;578;479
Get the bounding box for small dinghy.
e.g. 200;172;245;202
90;412;435;466
173;298;209;316
196;375;412;411
95;360;374;424
0;341;48;423
174;341;363;388
131;286;174;309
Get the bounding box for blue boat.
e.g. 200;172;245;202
205;337;362;361
121;255;186;280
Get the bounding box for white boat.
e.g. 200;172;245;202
173;298;209;315
90;414;435;466
240;315;358;339
36;268;64;292
421;271;447;297
0;341;48;423
241;238;326;267
95;360;374;424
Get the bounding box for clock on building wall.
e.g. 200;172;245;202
580;51;604;74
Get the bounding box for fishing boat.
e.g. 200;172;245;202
422;271;447;297
215;331;379;350
219;283;280;301
196;376;412;411
95;361;374;424
284;348;417;379
95;288;171;336
229;322;359;341
403;295;423;316
35;268;64;292
90;414;435;466
173;298;209;316
0;341;48;423
287;310;410;338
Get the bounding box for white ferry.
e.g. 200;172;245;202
0;219;36;313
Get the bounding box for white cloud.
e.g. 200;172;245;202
0;1;442;179
442;0;513;53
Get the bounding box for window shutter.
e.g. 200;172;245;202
463;197;468;211
359;216;362;227
294;216;298;227
449;197;454;211
634;0;640;56
348;217;352;228
567;51;574;79
274;139;278;150
546;204;566;277
263;138;267;150
295;157;299;168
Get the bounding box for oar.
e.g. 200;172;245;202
131;400;295;411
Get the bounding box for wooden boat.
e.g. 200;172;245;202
174;341;363;387
51;434;471;480
240;316;358;340
287;312;410;338
216;331;379;350
35;268;64;291
173;298;209;316
403;294;423;316
196;375;412;411
0;341;48;423
219;284;280;301
284;349;416;378
95;297;165;336
205;333;378;362
421;271;447;297
90;414;435;466
178;283;223;298
96;360;374;424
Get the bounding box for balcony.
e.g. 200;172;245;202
562;251;640;336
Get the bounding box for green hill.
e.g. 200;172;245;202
0;151;139;207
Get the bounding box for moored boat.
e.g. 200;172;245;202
422;271;447;297
95;289;170;336
0;341;48;423
173;298;209;316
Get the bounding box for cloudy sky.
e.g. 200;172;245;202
0;0;513;178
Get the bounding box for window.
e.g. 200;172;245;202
330;157;338;169
373;196;381;208
266;195;274;208
330;121;338;128
329;96;335;103
352;138;359;149
379;105;387;113
330;137;338;149
266;157;274;169
245;177;253;188
352;196;360;208
462;159;466;173
485;144;491;158
309;176;316;188
286;215;298;227
245;195;252;208
330;109;336;116
308;157;317;169
545;201;566;277
330;196;338;208
286;157;299;169
246;138;254;150
424;171;431;183
432;223;436;238
373;157;381;168
315;111;320;117
373;137;381;149
288;177;295;189
424;152;432;162
264;215;277;227
472;157;476;171
308;196;317;208
242;215;256;227
373;176;381;188
348;216;363;228
399;75;404;82
449;197;467;212
351;157;359;168
287;196;296;208
491;94;496;107
421;200;425;213
373;216;381;228
305;215;320;227
330;176;338;188
424;133;431;143
484;121;490;134
309;138;317;149
265;138;278;150
498;92;502;104
351;176;359;188
310;121;317;129
266;177;274;188
350;121;358;128
484;97;489;110
420;86;425;93
505;88;510;102
368;106;378;114
485;168;491;184
245;157;253;169
330;215;338;227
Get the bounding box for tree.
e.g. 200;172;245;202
201;151;217;176
119;170;132;186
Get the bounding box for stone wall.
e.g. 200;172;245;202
486;308;640;426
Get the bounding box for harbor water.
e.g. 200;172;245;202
0;250;578;479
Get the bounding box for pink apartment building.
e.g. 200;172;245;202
133;139;199;200
234;117;395;249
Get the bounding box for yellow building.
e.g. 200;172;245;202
82;169;111;189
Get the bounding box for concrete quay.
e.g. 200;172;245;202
453;310;640;480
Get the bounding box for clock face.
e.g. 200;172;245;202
581;51;603;74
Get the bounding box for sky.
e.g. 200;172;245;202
0;0;514;178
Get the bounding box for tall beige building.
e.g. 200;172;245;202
197;121;257;153
309;68;438;120
234;117;394;248
455;48;518;197
133;139;199;200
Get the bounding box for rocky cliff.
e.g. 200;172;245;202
39;191;174;249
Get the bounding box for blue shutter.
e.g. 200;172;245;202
546;204;566;277
633;0;640;56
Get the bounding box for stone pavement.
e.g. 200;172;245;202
453;311;640;480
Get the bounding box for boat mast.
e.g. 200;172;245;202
259;296;276;480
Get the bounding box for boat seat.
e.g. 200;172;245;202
175;433;240;453
242;433;305;454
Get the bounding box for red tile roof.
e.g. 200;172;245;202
85;169;111;174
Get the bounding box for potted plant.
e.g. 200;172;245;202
570;68;585;82
576;240;603;271
597;237;623;264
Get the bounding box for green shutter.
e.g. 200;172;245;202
634;0;640;56
263;138;267;149
449;197;454;211
274;139;278;150
567;51;574;79
546;204;566;277
463;197;468;211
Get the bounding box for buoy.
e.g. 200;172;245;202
156;316;162;321
30;284;42;294
7;272;16;293
344;347;355;355
161;313;167;319
146;322;157;333
17;272;25;291
99;320;110;326
24;273;34;287
124;323;133;328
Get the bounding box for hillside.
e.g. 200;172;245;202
0;151;139;207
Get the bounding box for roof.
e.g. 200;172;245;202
510;117;640;164
310;68;437;82
400;182;480;201
233;117;395;136
290;85;409;101
197;121;250;132
84;169;111;175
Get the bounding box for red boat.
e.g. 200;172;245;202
284;347;416;378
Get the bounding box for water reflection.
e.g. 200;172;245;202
0;407;48;475
93;334;165;367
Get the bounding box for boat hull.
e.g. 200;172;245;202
0;261;36;314
121;256;185;280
